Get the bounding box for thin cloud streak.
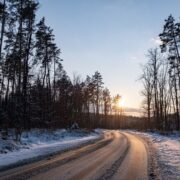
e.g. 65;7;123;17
150;37;162;46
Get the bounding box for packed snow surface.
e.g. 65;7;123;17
128;130;180;180
0;129;100;168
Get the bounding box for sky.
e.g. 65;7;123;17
37;0;180;113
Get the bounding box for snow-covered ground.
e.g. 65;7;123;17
0;129;101;169
0;128;179;179
128;130;180;180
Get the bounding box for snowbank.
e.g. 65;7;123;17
0;129;101;169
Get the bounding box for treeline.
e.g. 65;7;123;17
0;0;125;138
141;15;180;131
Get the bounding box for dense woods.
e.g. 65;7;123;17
0;1;179;140
0;0;126;139
141;15;180;131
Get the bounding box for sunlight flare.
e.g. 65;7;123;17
118;97;125;108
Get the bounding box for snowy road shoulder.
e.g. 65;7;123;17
0;129;101;170
125;130;180;180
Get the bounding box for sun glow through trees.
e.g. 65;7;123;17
118;97;125;108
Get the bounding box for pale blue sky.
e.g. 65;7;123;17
38;0;180;109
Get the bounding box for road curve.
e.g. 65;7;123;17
29;131;128;180
112;133;148;180
0;131;149;180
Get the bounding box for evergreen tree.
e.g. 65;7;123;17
35;17;61;127
92;71;104;124
159;15;180;130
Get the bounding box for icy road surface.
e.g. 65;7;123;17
0;131;149;180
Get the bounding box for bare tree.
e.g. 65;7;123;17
140;65;153;129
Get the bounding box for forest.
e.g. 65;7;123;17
141;15;180;132
0;0;179;140
0;0;127;139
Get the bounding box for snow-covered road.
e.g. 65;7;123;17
0;131;149;180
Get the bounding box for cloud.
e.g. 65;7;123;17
129;54;144;62
130;56;138;60
150;37;162;46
